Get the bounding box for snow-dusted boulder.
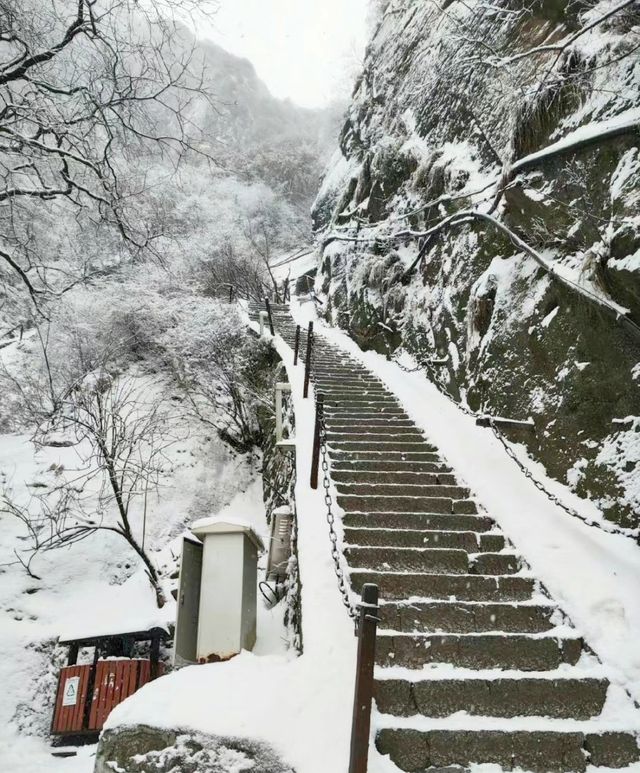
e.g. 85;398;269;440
95;725;295;773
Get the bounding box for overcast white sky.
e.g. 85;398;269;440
199;0;370;108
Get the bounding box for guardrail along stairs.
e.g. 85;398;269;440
248;301;640;773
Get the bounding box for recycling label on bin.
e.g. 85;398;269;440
62;676;80;707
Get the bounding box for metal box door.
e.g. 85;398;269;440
174;536;203;666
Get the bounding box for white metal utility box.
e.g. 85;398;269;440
174;520;264;666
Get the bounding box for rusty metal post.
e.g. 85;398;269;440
293;325;301;366
348;584;379;773
265;298;275;336
303;321;313;399
310;393;324;489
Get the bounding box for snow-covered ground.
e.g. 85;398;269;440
0;337;260;772
5;296;640;772
105;297;640;772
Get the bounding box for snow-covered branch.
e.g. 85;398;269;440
483;0;637;69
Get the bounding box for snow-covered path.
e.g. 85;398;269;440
287;296;640;706
105;297;640;772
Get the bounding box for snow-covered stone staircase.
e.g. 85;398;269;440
248;301;640;772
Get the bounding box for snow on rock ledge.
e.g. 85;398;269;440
95;724;294;773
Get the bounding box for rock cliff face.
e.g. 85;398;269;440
312;0;640;526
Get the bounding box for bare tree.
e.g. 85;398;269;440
2;369;179;606
164;304;276;452
0;0;212;304
201;243;271;303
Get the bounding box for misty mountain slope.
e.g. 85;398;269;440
0;20;340;336
312;0;640;526
0;10;330;768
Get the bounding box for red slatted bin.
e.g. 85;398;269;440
51;665;92;734
52;659;165;735
89;660;139;731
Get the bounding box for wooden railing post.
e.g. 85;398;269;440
303;321;313;399
310;393;324;489
349;583;379;773
265;298;275;336
229;285;234;303
293;325;301;366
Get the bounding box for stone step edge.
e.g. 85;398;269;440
375;663;607;681
373;712;640;734
378;598;557;608
349;564;537;582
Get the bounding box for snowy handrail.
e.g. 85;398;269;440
348;583;379;773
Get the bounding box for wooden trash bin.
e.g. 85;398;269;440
51;665;92;735
51;627;167;738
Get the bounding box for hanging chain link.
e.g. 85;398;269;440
319;409;359;621
310;330;359;621
390;348;640;543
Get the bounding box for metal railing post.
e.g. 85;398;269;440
303;322;314;399
229;285;234;303
265;298;275;336
293;325;301;366
348;583;379;773
310;393;324;489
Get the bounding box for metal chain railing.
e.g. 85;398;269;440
391;347;640;543
318;406;359;622
310;333;359;622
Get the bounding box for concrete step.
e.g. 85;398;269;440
378;600;558;633
325;420;425;432
333;460;450;473
331;447;445;462
330;450;446;463
343;527;505;551
375;633;583;670
327;432;428;445
321;397;400;407
319;386;390;396
324;408;409;418
350;571;535;602
315;370;385;378
345;546;470;573
375;676;608;719
346;546;520;575
343;512;494;532
326;418;416;429
471;552;522;575
333;470;458;485
338;495;478;515
315;377;385;386
376;728;640;772
336;482;470;499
